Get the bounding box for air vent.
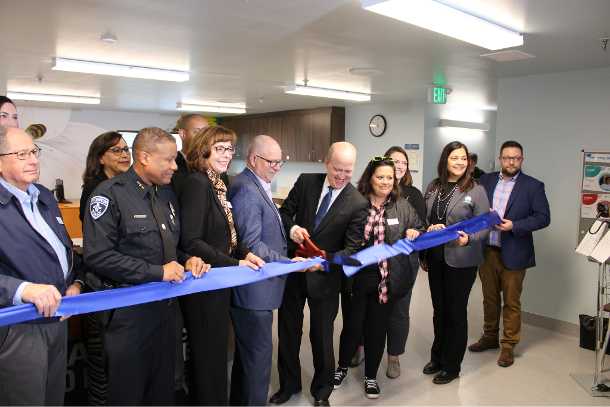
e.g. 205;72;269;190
480;50;535;62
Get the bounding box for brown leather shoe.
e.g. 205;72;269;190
468;337;499;352
497;348;514;367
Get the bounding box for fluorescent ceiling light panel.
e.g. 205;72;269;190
7;91;100;105
361;0;523;50
177;102;246;114
53;57;189;82
285;84;371;102
439;119;489;131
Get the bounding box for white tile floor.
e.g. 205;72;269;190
264;271;610;405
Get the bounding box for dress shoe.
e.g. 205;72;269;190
269;389;298;405
468;336;500;352
422;360;441;375
497;347;514;367
313;399;330;406
432;370;459;384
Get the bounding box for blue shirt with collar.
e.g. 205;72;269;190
0;178;69;304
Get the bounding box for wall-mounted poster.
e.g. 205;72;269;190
578;151;610;245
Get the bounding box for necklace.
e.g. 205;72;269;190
436;184;458;221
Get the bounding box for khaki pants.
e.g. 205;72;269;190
479;247;527;349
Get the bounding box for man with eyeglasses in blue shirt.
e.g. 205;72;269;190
0;126;83;405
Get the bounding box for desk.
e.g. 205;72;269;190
59;201;82;239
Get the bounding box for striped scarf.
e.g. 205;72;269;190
364;201;390;304
206;168;238;252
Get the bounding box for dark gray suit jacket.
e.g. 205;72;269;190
424;183;490;268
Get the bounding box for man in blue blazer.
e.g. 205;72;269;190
228;135;292;405
468;140;550;368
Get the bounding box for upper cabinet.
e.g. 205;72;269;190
220;107;345;162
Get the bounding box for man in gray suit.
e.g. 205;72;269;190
228;135;293;405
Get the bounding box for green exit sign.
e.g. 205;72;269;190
432;86;447;104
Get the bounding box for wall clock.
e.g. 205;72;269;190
369;114;386;137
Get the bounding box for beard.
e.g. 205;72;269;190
501;167;520;177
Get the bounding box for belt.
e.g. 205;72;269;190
486;245;502;251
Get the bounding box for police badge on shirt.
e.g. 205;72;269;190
90;196;110;220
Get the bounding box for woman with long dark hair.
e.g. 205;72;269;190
333;156;425;399
382;146;426;379
79;131;130;405
421;141;490;384
79;131;131;221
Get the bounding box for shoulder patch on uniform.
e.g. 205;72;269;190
90;196;110;220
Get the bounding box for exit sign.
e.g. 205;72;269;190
431;86;447;104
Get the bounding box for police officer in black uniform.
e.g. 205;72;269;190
83;127;208;405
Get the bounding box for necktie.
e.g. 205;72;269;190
314;186;333;230
150;187;177;263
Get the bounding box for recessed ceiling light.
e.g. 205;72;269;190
285;84;371;102
349;67;384;77
52;57;189;82
7;91;101;104
361;0;523;50
177;102;246;114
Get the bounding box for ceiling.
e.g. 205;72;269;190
0;0;608;114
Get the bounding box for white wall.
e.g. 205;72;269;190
423;104;497;189
17;106;179;199
345;102;425;191
496;66;610;324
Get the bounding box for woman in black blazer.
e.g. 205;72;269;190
333;157;425;400
178;125;263;406
383;146;426;379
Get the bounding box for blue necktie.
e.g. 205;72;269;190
314;186;333;230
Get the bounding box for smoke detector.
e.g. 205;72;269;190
100;31;118;44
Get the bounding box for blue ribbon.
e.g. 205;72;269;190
339;211;501;276
0;258;323;327
0;211;501;327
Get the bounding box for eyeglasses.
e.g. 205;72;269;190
393;159;408;166
0;112;18;121
108;146;130;155
370;156;394;163
256;155;284;168
0;145;42;160
214;145;235;155
500;156;523;162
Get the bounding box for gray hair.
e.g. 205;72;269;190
133;127;175;157
247;135;279;159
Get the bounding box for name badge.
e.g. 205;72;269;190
387;218;399;226
56;216;64;225
133;214;147;219
226;201;233;209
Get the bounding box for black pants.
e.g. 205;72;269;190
181;288;230;405
0;321;67;405
427;250;477;375
338;268;392;379
277;273;339;401
104;300;176;405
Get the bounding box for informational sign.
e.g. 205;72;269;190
577;151;610;245
404;143;421;173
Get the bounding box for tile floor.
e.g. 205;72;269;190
262;271;610;405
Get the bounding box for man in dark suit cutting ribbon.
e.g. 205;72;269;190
271;142;368;406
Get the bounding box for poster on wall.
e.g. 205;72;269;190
578;151;610;245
